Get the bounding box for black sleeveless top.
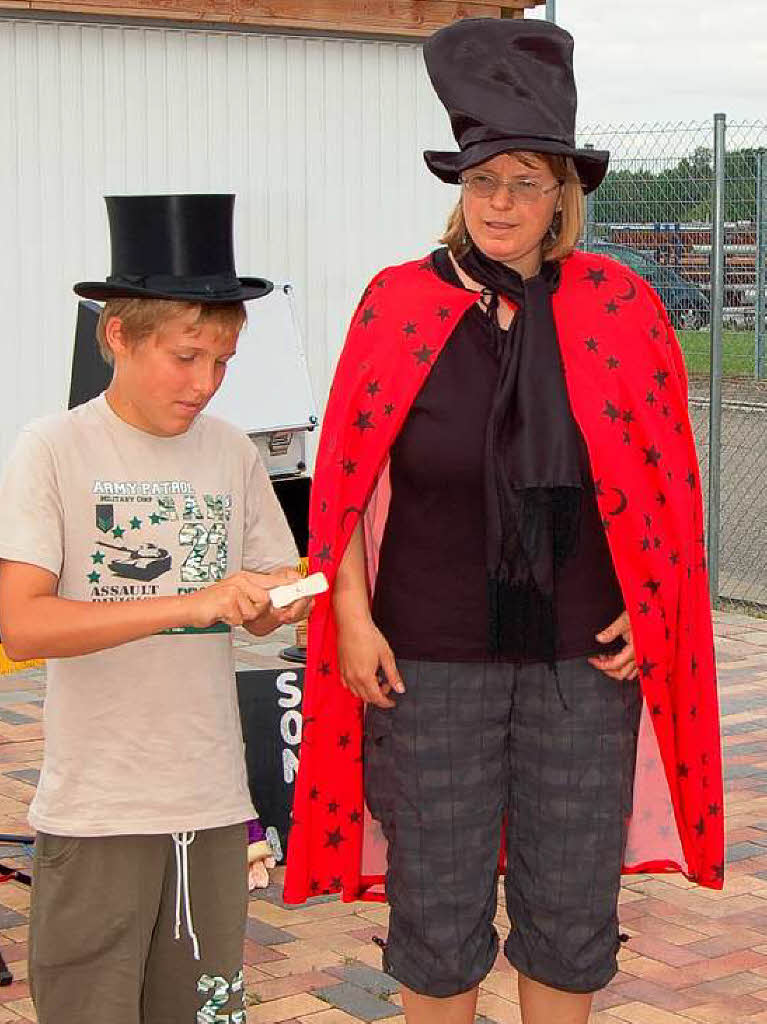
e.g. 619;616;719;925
371;249;625;662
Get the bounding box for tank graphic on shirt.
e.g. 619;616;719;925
95;540;173;582
88;480;233;633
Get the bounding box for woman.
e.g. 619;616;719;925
285;19;723;1024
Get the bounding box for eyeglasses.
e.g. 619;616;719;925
461;173;563;204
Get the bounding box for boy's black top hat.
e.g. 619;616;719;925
422;19;609;194
74;194;273;303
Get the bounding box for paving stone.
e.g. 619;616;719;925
246;993;328;1023
246;916;297;945
722;721;765;735
723;765;767;780
326;964;400;995
253;883;339;909
0;710;35;726
245;940;289;965
0;906;27;929
313;983;400;1020
727;841;767;862
0;844;33;861
0;693;43;707
4;769;39;786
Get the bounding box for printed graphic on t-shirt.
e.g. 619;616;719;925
89;479;232;634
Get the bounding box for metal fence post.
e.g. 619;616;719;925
583;143;595;250
707;112;726;607
756;149;767;380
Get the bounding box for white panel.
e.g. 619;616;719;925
0;18;456;469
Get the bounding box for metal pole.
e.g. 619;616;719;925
756;150;766;380
707;112;726;607
584;142;595;250
545;0;556;22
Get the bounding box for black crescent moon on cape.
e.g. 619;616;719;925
616;277;637;302
341;506;362;531
609;487;628;516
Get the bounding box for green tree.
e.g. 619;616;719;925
591;146;761;225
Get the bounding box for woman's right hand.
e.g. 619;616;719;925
337;614;405;709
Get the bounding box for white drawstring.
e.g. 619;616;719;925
172;831;201;961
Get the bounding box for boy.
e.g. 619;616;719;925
0;194;309;1023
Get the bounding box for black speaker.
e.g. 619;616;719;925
271;476;311;557
236;667;304;858
68;301;112;409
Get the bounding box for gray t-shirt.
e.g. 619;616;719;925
0;395;298;836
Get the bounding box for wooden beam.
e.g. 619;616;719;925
0;0;545;35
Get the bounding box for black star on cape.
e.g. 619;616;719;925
603;400;620;424
315;543;333;565
640;657;657;679
643;445;661;467
584;267;607;288
325;827;345;850
352;410;374;432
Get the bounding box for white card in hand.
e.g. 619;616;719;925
269;571;329;608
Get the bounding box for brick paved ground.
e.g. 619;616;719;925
0;612;766;1022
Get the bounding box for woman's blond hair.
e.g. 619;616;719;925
96;299;246;365
440;152;584;263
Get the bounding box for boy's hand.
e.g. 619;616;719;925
242;568;314;636
184;571;275;629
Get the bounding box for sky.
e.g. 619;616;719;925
526;1;767;129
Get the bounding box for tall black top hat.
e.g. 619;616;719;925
74;194;273;303
422;19;609;194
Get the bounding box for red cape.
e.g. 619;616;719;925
284;250;724;903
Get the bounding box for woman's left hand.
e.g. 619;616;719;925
588;610;638;681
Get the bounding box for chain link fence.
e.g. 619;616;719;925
577;117;767;614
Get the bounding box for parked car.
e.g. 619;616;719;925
589;242;710;330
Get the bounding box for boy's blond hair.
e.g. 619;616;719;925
96;299;247;365
440;152;585;263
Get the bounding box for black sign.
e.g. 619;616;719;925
68;301;112;409
236;668;304;859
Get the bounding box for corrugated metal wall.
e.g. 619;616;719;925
0;16;455;467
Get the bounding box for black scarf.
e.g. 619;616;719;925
456;243;584;664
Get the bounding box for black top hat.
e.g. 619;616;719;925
74;194;273;303
422;19;609;194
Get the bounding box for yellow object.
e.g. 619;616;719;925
0;643;43;675
294;558;310;649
